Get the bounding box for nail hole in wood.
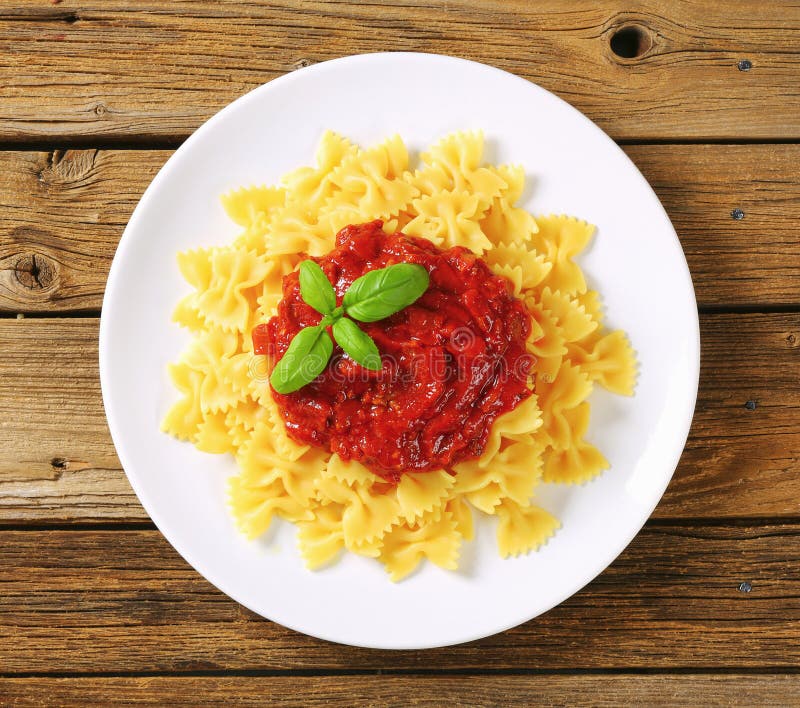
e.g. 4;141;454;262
737;59;752;72
744;400;757;411
738;582;752;593
610;25;651;59
731;208;745;220
51;457;68;470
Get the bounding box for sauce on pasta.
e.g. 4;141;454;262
257;220;533;482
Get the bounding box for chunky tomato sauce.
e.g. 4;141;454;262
255;221;533;483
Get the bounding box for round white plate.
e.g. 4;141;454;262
100;52;699;650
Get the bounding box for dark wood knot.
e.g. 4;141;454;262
51;457;68;470
609;24;652;60
14;252;57;291
38;149;98;186
293;58;314;70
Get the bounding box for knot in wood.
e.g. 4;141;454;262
14;252;57;291
609;24;652;60
38;149;98;187
293;58;313;70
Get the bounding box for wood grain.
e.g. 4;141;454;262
1;314;798;522
0;150;163;312
0;523;797;671
2;675;799;706
0;1;799;142
0;318;123;521
0;0;796;694
2;145;800;313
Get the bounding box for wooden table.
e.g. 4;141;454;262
1;2;799;705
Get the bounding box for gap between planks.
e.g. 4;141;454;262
1;674;798;708
2;667;800;678
2;517;800;532
2;138;800;152
5;306;800;319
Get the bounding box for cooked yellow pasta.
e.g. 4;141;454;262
163;130;637;581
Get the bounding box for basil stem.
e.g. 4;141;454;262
332;317;382;371
270;324;333;394
342;263;429;322
299;260;336;316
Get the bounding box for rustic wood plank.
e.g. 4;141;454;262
1;675;798;706
0;318;125;520
627;145;800;309
0;150;165;312
0;524;797;671
0;314;798;522
0;1;799;141
1;145;799;312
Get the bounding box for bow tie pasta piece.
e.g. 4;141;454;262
282;131;360;212
532;215;595;296
417;130;507;207
496;499;561;559
380;510;463;582
542;403;610;485
405;190;493;254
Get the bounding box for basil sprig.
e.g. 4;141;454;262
269;259;429;394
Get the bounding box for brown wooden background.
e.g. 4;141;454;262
1;1;799;705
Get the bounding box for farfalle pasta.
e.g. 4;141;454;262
163;130;637;581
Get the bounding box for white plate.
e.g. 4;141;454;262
100;53;699;650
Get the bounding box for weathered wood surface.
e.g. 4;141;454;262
0;1;799;142
1;0;798;700
1;314;798;523
0;149;158;313
0;523;797;672
2;145;799;313
2;675;799;707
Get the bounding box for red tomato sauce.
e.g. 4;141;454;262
254;221;533;483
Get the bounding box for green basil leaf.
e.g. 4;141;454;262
269;324;333;394
342;263;429;322
332;317;382;371
299;260;336;316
